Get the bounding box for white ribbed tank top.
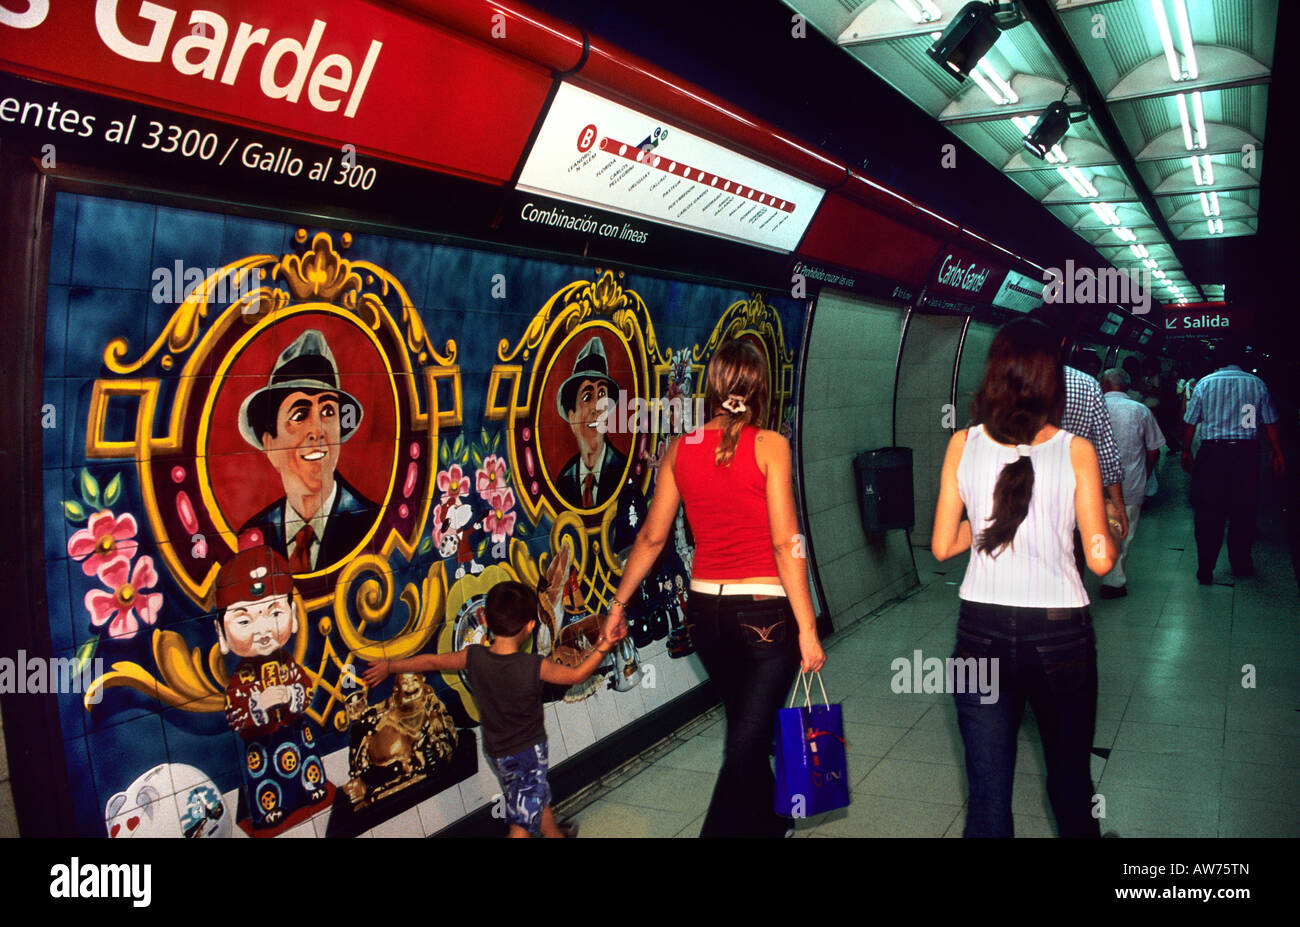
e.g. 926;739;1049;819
957;425;1088;608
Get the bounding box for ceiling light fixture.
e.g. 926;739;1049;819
978;62;1019;103
1176;94;1195;150
927;2;1023;82
1173;0;1198;80
1189;154;1213;186
969;66;1007;104
1151;0;1196;81
1192;91;1207;149
1066;165;1099;197
1057;165;1094;198
1023;97;1090;160
894;0;927;22
1150;0;1182;81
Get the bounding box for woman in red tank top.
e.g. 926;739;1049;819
608;340;824;838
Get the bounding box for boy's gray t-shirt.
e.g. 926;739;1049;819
464;646;546;758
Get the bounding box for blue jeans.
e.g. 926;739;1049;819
688;592;801;838
953;600;1100;838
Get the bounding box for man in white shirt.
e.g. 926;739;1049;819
1098;368;1166;598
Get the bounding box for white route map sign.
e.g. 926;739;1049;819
517;82;825;253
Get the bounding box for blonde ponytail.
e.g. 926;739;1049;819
705;343;769;467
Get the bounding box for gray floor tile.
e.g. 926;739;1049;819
575;799;700;838
807;794;961;838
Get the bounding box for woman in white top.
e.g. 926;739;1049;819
933;318;1117;838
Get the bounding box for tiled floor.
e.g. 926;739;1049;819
560;456;1300;837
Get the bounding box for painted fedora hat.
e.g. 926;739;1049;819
238;329;364;449
555;335;621;419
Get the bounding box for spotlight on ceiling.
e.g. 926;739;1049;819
1022;101;1090;159
926;2;1024;82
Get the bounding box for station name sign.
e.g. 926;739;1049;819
928;247;1001;302
0;0;552;183
516;82;825;253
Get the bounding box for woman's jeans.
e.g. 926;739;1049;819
954;599;1101;838
688;591;801;838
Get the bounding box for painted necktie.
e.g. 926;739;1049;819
288;524;315;573
582;474;595;507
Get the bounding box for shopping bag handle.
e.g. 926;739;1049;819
788;670;831;709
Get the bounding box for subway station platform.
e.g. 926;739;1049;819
559;455;1300;838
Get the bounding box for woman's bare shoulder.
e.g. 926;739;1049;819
752;428;789;453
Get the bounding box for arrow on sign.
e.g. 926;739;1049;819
1165;317;1177;329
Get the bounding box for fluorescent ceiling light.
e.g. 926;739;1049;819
1144;259;1158;269
1113;227;1137;242
969;67;1007;105
1150;0;1182;82
1210;191;1221;214
978;62;1019;104
1176;94;1195;150
1067;166;1099;197
1199;192;1211;216
1173;0;1198;80
1090;202;1121;226
1192;91;1207;149
894;0;926;22
1200;155;1214;185
918;0;942;19
1057;166;1092;197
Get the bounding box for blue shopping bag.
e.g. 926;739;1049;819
774;672;850;818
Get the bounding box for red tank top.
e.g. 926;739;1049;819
672;426;779;579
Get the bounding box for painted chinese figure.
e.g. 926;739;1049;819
213;533;329;831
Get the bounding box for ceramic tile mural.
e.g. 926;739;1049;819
42;191;805;837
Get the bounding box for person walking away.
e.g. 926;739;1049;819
1098;369;1166;598
1181;340;1285;584
607;339;825;838
933;318;1117;838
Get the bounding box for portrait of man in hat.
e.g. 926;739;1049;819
238;329;377;573
554;335;628;509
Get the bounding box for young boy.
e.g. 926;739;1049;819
362;580;623;837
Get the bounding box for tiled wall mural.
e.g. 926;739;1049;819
43;192;805;837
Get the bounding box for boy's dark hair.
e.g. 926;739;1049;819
485;581;538;638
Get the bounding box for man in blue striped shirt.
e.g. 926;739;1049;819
1181;340;1285;583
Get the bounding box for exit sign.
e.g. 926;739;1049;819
1162;303;1252;337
